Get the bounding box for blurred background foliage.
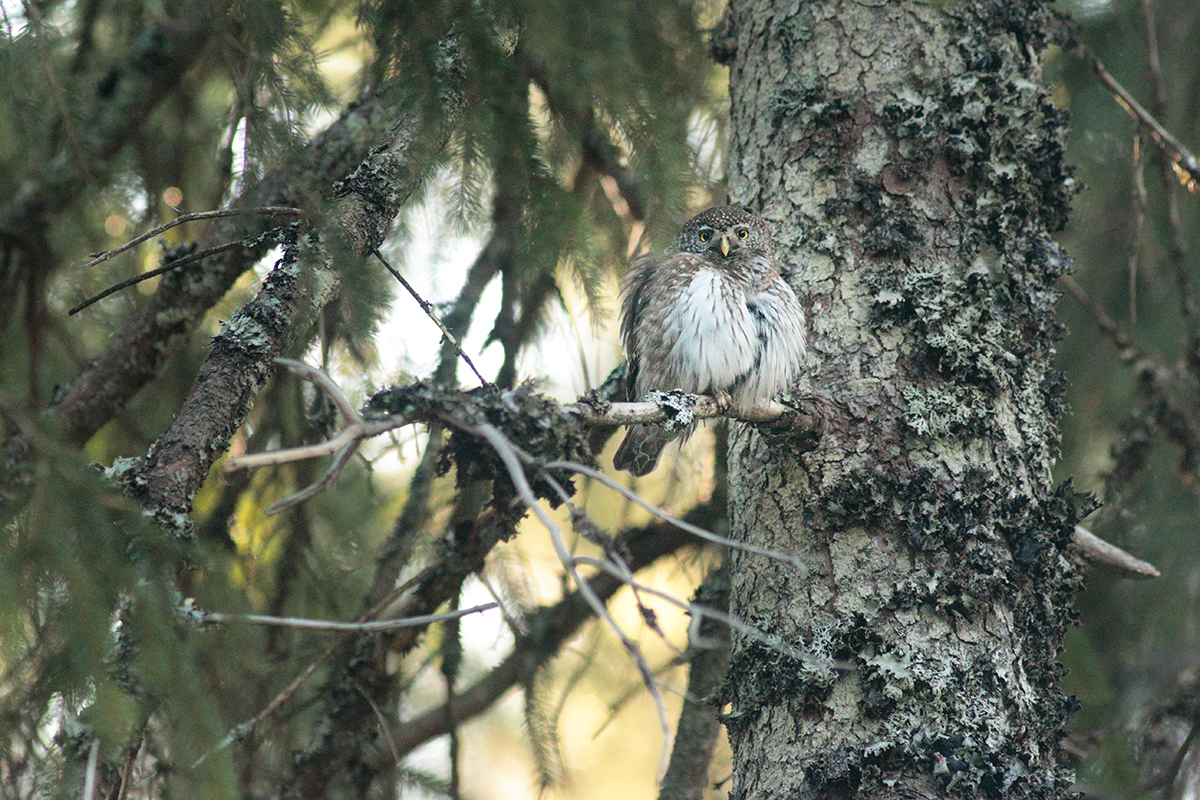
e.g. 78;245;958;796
1053;0;1200;795
0;0;1196;797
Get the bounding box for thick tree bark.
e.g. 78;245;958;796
721;1;1088;798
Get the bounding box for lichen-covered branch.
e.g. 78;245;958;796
54;72;460;447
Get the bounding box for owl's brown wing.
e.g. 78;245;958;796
619;252;660;401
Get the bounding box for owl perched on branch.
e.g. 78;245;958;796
613;206;807;476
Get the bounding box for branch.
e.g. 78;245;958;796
470;420;673;766
433;191;521;383
1068;39;1200;191
381;507;710;759
659;561;731;800
1072;526;1159;579
80;207;302;270
373;250;488;386
198;602;497;632
226;381;814;475
131;233;340;532
53;66;463;447
276;502;517;799
129;72;470;528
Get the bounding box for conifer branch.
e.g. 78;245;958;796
54;68;464;447
80;207;302;270
525;58;648;220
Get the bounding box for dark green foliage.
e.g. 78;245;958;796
0;0;719;794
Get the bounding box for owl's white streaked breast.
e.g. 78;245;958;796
655;268;757;393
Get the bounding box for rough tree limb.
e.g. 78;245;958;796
54;72;459;447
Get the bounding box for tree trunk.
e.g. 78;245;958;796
721;1;1089;798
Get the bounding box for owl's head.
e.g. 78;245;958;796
676;205;772;260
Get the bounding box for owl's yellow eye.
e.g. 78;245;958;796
698;230;712;243
737;228;749;239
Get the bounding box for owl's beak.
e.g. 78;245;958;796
719;235;732;257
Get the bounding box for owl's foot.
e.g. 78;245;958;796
712;388;733;414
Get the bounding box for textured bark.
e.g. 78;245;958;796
721;1;1088;798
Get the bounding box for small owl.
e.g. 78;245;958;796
613;205;807;476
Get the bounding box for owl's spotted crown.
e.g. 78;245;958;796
675;205;772;256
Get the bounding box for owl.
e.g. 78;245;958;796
613;206;807;476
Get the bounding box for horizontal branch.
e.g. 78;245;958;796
200;602;497;632
225;374;815;478
573;396;793;425
1072;525;1160;579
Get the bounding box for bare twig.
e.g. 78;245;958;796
274;357;359;420
82;737;100;800
373;250;488;386
1072;526;1160;579
381;512;702;761
1060;275;1143;365
81;207;302;269
659;561;730;800
570;556;819;665
194;562;453;769
1137;0;1200;377
224;358;398;514
574;395;793;425
470;421;674;770
199;602;497;632
545;458;807;572
1070;41;1200;191
1128;135;1146;325
69;239;254;315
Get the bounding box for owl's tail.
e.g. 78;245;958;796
613;424;677;476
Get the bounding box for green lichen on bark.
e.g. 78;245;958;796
723;1;1091;798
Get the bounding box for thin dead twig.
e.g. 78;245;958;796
1072;526;1159;579
199;602;497;632
545;458;807;572
82;206;302;269
223;358;402;514
1070;41;1200;191
70;241;245;315
374;250;488;387
470;421;674;772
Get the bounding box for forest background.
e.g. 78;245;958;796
0;0;1198;798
